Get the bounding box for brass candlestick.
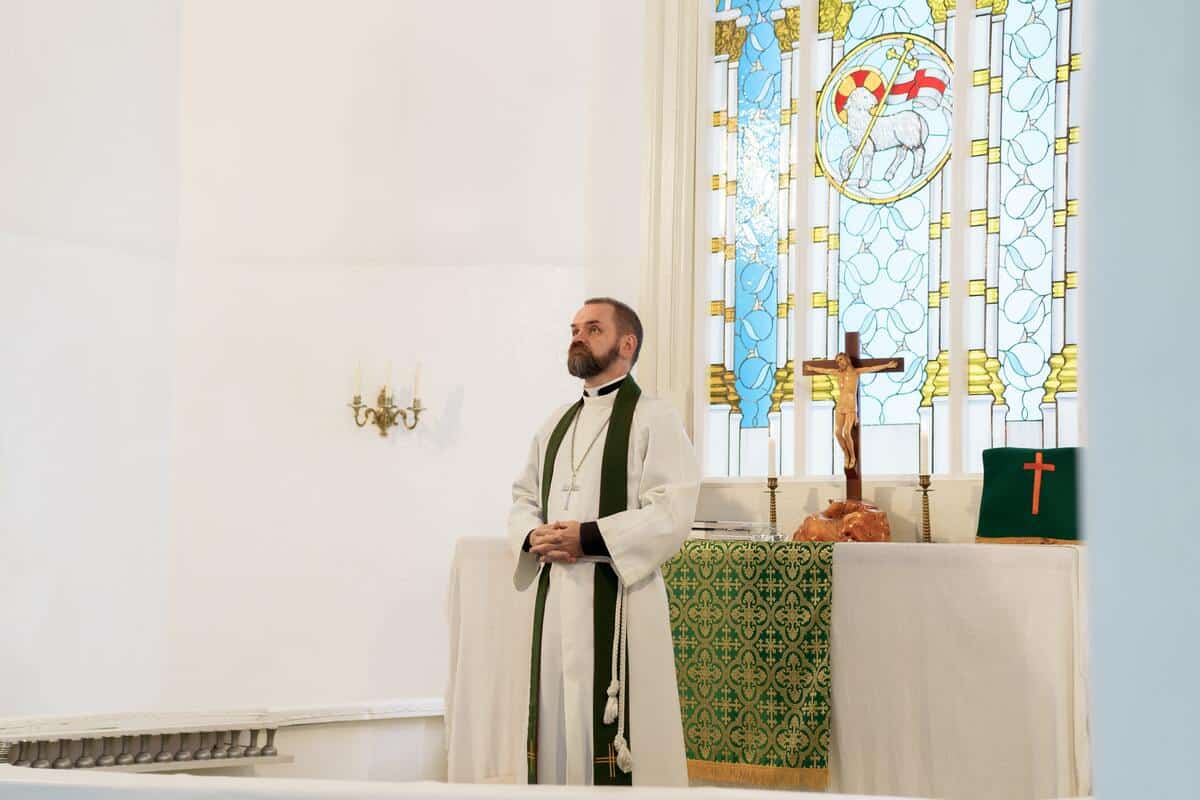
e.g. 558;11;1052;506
349;388;423;436
918;473;933;543
767;477;779;535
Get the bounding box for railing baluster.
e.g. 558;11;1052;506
227;729;245;758
97;736;116;767
174;732;193;761
52;738;72;769
116;734;135;765
193;731;212;760
154;733;174;762
75;737;96;768
211;730;229;759
134;733;153;764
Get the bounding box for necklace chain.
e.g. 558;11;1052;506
569;410;612;476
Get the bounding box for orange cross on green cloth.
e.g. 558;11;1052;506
977;447;1080;543
1023;451;1057;516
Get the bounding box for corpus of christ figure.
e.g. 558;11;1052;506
794;331;905;543
802;333;903;474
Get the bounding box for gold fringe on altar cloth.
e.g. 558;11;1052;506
686;759;828;790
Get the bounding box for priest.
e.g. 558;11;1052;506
507;297;700;786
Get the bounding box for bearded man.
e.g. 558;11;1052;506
507;297;700;786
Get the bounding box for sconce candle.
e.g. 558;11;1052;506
349;386;423;436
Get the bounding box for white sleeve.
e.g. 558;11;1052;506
596;403;700;586
506;431;547;593
507;432;543;561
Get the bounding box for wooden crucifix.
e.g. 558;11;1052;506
802;331;904;501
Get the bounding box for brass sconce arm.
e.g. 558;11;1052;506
349;389;422;437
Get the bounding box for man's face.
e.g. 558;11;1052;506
567;304;623;380
836;353;849;369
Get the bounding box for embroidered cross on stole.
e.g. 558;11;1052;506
526;377;641;786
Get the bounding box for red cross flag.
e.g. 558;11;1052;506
886;66;948;108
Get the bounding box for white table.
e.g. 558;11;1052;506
446;538;1091;800
827;542;1090;800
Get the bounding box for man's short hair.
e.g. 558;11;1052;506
584;297;643;365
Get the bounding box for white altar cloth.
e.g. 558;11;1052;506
446;538;1090;800
828;543;1090;799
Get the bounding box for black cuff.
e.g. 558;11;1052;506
522;530;533;552
580;521;610;557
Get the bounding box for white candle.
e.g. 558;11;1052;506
767;436;778;478
413;362;421;400
920;429;931;475
355;363;363;397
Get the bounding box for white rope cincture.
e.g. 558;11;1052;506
610;579;633;774
602;581;622;726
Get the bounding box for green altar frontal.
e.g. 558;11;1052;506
661;540;833;790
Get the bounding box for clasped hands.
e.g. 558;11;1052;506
529;520;582;564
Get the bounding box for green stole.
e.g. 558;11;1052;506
526;377;641;786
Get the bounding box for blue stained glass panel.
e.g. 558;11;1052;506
729;0;782;429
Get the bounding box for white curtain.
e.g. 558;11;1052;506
636;0;709;436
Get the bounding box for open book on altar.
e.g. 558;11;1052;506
689;521;785;542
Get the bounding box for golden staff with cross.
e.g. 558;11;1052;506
845;37;919;178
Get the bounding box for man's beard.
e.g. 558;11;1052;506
567;341;621;380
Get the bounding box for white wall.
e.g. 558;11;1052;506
165;0;646;710
200;718;446;782
1;0;645;732
1084;2;1200;797
0;0;179;716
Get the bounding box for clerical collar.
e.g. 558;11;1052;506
582;375;627;398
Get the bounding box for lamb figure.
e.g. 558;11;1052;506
838;86;930;189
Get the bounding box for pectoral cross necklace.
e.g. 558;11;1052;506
562;411;612;509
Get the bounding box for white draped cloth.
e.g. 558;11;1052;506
505;386;700;787
447;540;1090;799
828;542;1091;800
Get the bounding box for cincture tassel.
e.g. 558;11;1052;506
605;578;633;774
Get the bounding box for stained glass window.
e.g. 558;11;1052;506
702;0;1081;477
963;0;1081;471
705;0;798;477
809;0;952;476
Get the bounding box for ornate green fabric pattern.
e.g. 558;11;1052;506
661;541;833;787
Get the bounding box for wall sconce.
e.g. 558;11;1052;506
349;365;422;436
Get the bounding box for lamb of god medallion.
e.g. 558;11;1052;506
816;33;953;205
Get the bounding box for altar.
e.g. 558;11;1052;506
445;538;1090;800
